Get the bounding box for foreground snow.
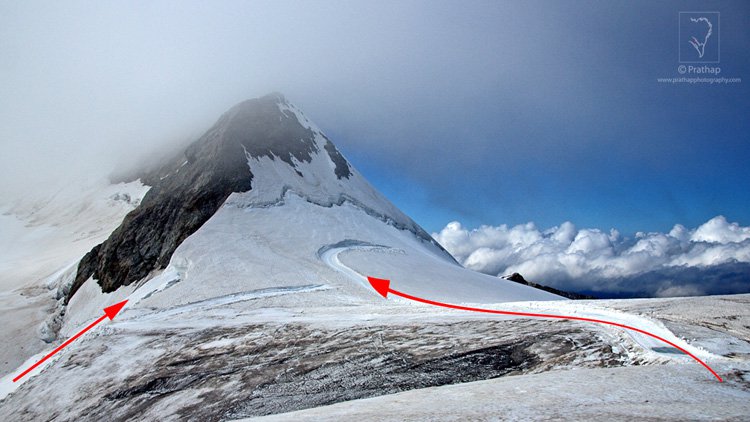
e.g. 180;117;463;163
246;295;750;421
1;289;747;420
250;363;750;422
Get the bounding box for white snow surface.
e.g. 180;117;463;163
4;290;744;419
62;192;560;332
233;99;435;246
0;179;149;291
0;179;148;376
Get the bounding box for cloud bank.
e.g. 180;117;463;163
433;216;750;298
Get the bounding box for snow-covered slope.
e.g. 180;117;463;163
249;294;750;422
0;180;148;374
251;364;750;422
239;99;437;243
0;180;149;292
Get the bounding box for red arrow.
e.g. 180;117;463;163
12;300;128;383
367;276;723;382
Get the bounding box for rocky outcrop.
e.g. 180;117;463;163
323;136;352;179
502;273;598;300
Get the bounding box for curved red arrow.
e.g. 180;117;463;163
367;277;722;382
12;300;128;383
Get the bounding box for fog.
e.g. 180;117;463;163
1;1;748;236
3;1;557;196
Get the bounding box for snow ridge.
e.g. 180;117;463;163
226;185;449;259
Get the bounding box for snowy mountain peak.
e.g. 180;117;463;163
211;92;350;180
68;94;443;301
143;92;350;188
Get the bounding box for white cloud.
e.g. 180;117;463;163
690;215;750;243
433;216;750;297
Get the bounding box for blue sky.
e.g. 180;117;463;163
1;0;748;237
326;1;750;235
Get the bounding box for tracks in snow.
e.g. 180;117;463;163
124;284;331;323
318;241;719;364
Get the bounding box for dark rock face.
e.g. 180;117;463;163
225;94;317;170
69;93;329;300
323;136;352;179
